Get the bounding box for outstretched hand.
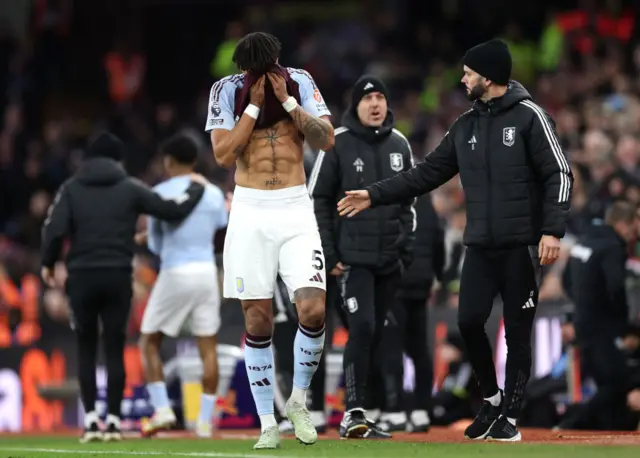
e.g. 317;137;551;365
134;232;148;245
337;190;371;217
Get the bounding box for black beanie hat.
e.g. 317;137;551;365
351;75;389;109
463;39;512;85
85;131;125;161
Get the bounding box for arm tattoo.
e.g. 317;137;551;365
290;107;332;150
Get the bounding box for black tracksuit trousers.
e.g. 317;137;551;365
458;246;541;419
384;292;434;413
339;266;401;412
66;268;132;417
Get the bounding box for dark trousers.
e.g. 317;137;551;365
339;266;401;411
66;268;132;417
457;246;540;419
384;293;433;412
331;276;384;412
561;338;634;430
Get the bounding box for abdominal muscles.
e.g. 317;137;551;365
234;119;306;189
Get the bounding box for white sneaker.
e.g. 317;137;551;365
195;419;212;438
103;414;122;442
79;422;103;444
253;426;280;449
79;411;102;444
285;399;318;445
140;407;177;437
280;411;326;434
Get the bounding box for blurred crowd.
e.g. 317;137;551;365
1;0;640;340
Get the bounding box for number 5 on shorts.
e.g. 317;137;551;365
312;250;324;271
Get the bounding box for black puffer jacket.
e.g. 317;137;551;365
367;82;573;248
397;191;445;300
310;109;415;274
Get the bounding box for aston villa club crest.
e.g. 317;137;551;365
503;127;516;147
389;153;403;172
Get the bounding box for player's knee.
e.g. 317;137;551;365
294;287;325;328
138;333;161;352
242;301;273;336
299;306;325;329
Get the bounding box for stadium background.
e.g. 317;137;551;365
1;0;640;433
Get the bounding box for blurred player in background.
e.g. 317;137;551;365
205;32;334;449
135;134;228;439
41;132;206;444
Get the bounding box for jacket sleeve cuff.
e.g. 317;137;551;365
325;253;340;273
541;228;564;238
41;257;55;269
366;185;381;207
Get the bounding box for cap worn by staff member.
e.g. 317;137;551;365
463;38;512;85
85;131;126;161
351;75;390;111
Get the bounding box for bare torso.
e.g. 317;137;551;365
234;119;306;190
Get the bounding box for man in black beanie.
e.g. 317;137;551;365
41;131;207;443
337;39;573;441
310;75;415;438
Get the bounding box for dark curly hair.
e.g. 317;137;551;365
232;32;281;74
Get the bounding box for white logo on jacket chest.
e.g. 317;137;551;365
503;127;516;147
353;158;364;172
389;152;403;172
468;135;477;150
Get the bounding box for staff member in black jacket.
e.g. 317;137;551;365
40;132;205;443
561;201;638;430
310;75;415;438
380;191;444;433
338;39;573;442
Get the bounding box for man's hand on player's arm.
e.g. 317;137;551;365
134;232;148;245
211;76;265;168
337;190;371;217
267;72;334;150
189;173;211;186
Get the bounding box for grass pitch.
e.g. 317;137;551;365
0;435;639;458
